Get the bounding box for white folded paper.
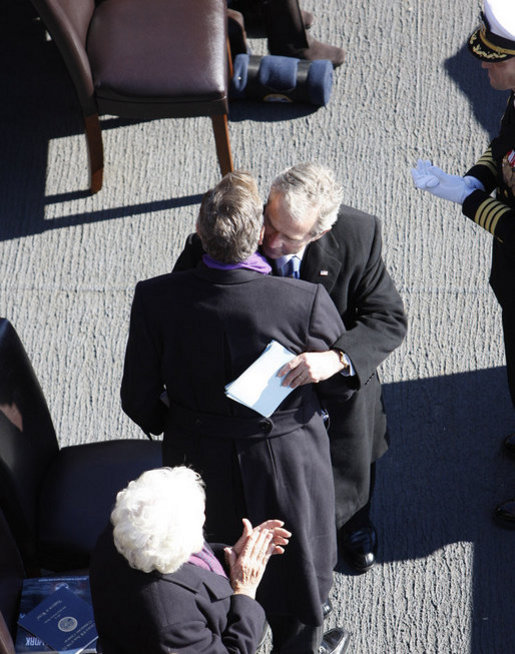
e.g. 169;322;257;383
225;340;296;417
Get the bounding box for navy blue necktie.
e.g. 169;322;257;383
283;256;300;279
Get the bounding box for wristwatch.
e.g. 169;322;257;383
333;348;350;372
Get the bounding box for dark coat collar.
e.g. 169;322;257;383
159;561;233;601
193;261;268;285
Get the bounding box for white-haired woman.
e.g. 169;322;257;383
89;466;289;654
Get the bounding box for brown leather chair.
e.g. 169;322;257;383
0;318;162;573
30;0;234;193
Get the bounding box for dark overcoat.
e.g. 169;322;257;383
90;525;266;654
174;207;407;527
120;264;345;625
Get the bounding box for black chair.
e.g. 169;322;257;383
0;318;162;573
0;506;95;654
0;508;23;654
29;0;234;193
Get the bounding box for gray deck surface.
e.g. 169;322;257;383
1;0;514;652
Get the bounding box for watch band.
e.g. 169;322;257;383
334;348;350;372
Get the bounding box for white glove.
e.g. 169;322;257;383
411;159;484;204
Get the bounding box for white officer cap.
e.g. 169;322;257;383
468;0;515;61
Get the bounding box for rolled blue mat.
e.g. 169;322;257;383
230;54;333;106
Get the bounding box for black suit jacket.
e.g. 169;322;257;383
297;207;407;524
120;264;344;625
90;526;265;654
173;206;407;526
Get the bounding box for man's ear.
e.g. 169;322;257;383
311;228;329;243
258;224;265;245
195;220;201;235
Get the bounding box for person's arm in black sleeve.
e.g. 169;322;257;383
464;145;499;193
413;151;515;248
120;282;167;436
330;217;407;390
462;146;515;248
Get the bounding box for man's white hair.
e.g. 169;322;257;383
269;163;344;234
111;467;205;574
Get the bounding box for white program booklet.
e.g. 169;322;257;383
225;340;297;418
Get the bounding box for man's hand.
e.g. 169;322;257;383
411;159;484;204
278;350;344;388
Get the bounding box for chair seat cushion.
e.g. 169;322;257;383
87;0;228;104
38;439;162;571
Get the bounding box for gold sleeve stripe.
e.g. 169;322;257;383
475;197;509;234
474;148;496;176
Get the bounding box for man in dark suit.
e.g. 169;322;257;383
262;164;407;571
175;164;407;573
121;171;350;654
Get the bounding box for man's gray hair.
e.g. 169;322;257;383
269;163;344;234
197;170;263;263
111;467;205;574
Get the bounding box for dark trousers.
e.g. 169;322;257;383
502;305;515;408
268;615;323;654
228;0;308;50
341;462;376;533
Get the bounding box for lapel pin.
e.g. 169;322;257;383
319;270;329;276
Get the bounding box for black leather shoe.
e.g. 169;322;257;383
319;627;351;654
339;523;377;572
494;498;515;529
322;598;333;619
503;433;515;459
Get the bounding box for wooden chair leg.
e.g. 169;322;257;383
227;36;234;78
211;114;234;177
84;114;104;194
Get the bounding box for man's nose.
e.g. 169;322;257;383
267;231;282;247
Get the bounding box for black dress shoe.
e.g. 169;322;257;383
339;523;377;572
319;627;351;654
503;433;515;459
494;498;515;529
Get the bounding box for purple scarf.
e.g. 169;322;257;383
203;252;271;275
188;543;228;578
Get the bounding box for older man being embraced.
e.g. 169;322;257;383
261;164;407;571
